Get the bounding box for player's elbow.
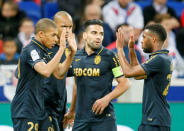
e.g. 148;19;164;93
119;77;130;91
124;78;130;90
41;71;51;78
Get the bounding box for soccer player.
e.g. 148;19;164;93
64;19;130;131
116;24;173;131
11;18;76;131
43;11;75;131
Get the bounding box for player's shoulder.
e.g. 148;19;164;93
147;52;170;65
159;53;171;63
75;49;85;56
22;42;43;59
23;42;38;52
20;42;33;55
102;47;116;57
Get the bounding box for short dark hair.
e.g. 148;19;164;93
145;24;167;42
82;19;103;31
116;23;130;32
35;18;57;34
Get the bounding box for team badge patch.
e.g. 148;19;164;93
94;55;101;65
31;50;40;61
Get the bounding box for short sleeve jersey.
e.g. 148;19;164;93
68;46;123;122
141;50;173;127
11;38;52;120
43;45;67;117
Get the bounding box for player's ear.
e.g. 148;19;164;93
83;32;87;40
38;31;45;38
152;36;156;43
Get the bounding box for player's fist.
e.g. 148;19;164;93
63;110;75;129
92;97;110;115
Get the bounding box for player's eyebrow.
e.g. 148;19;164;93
60;25;72;28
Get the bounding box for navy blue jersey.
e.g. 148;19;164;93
11;38;52;120
43;45;67;117
141;50;173;127
68;46;123;122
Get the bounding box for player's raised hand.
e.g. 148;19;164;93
63;111;75;129
92;97;110;115
128;35;135;49
59;28;66;49
116;27;125;49
67;30;77;54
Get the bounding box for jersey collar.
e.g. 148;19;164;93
31;37;50;53
82;46;104;56
149;49;169;57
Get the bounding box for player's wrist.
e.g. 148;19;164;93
69;51;76;58
58;47;65;52
104;95;112;103
117;48;123;51
69;109;75;114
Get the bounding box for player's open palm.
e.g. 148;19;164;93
67;31;77;54
116;27;125;49
128;35;135;49
59;28;66;49
92;97;110;115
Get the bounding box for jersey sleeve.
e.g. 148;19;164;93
26;49;43;68
67;66;74;77
67;58;75;77
141;55;163;76
110;52;123;78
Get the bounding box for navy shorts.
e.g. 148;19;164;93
138;124;170;131
12;116;54;131
72;119;117;131
52;115;64;131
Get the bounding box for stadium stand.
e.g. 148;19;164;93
18;1;41;25
136;1;184;17
43;2;59;19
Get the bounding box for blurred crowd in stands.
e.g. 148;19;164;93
0;0;184;78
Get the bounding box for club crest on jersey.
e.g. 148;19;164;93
94;55;101;65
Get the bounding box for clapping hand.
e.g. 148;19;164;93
116;27;125;49
59;28;67;49
67;30;77;55
128;35;135;49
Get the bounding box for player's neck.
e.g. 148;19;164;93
152;47;163;52
85;45;95;55
35;35;43;45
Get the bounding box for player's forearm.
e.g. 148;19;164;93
104;78;130;101
57;52;75;78
39;48;65;77
69;81;77;112
129;48;139;66
117;48;135;77
134;75;147;80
